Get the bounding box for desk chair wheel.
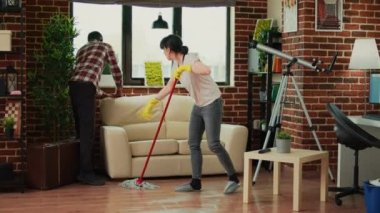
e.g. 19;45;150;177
335;197;342;206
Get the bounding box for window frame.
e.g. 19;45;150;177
123;6;231;86
70;4;232;86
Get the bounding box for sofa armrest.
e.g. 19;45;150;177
100;126;132;178
220;124;248;173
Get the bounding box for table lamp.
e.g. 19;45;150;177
348;38;380;117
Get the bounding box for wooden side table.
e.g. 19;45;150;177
243;148;329;211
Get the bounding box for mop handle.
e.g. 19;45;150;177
137;79;178;184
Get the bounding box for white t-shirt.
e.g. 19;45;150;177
172;53;221;107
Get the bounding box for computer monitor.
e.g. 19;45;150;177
364;74;380;121
369;73;380;104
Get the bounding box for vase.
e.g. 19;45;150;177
5;128;14;139
276;138;291;153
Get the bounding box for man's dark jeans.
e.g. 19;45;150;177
69;81;96;177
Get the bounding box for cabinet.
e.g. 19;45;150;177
247;31;281;151
0;6;26;192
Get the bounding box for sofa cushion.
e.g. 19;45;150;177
164;95;194;122
164;95;193;139
177;140;225;155
166;121;188;140
123;123;167;141
130;139;178;157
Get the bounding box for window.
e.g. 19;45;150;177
72;3;232;86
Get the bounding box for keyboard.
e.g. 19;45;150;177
363;114;380;121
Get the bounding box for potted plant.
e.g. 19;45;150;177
276;130;292;153
260;120;267;131
27;14;80;189
256;27;280;72
2;116;15;139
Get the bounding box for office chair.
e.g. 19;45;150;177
326;103;380;206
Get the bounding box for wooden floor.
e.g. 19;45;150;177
0;168;366;213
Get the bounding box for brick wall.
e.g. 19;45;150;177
0;0;27;171
2;0;379;172
17;0;267;171
281;0;380;170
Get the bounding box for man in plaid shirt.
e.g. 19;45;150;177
69;31;123;186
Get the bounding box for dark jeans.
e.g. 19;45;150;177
69;81;96;176
188;97;236;179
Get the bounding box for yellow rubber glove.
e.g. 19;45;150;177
139;98;160;120
173;64;191;80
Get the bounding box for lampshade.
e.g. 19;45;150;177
152;14;168;29
349;38;380;70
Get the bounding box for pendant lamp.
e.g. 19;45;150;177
152;12;168;29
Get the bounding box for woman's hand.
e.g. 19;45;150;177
139;98;160;120
173;64;191;79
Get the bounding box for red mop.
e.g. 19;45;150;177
120;79;178;189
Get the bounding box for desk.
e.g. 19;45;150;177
243;148;328;211
338;116;380;187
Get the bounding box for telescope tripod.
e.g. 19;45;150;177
253;60;335;183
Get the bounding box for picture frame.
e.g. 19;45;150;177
315;0;343;32
283;0;298;33
253;18;274;41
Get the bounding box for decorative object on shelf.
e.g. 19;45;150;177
0;65;17;95
2;115;15;139
260;120;267;131
5;65;17;94
253;19;273;41
316;0;343;31
259;90;267;102
276;130;291;153
5;100;21;138
0;0;22;12
272;56;282;73
271;83;280;102
0;30;11;51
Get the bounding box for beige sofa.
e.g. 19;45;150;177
99;95;248;179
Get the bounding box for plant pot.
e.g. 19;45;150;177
261;123;266;131
4;127;14;139
27;139;79;190
276;138;291;153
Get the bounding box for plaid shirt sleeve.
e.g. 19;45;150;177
105;45;123;88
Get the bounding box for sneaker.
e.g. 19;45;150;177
175;183;200;192
223;181;240;194
77;174;105;186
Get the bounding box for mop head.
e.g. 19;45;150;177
119;178;159;190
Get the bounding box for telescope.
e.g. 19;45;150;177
248;39;338;183
248;40;337;73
